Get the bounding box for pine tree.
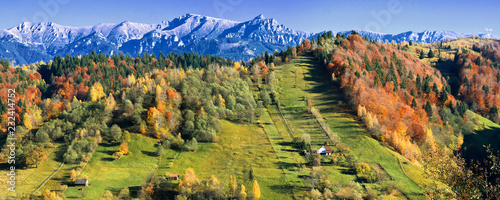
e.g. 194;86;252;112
420;50;425;59
428;49;435;58
425;101;433;117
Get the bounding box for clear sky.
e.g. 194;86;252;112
1;0;499;35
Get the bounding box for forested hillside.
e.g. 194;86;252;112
309;32;500;198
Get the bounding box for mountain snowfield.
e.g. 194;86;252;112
0;13;495;65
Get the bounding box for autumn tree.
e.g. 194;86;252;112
70;169;77;181
182;168;197;188
89;82;105;102
252;180;261;199
239;184;247;200
229;175;238;197
118;141;129;155
25;146;48;168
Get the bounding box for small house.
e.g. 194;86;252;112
74;178;89;187
317;146;332;155
169;174;179;180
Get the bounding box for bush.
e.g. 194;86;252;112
355;162;371;174
308;153;321;166
329;153;343;165
183;138;198;151
113;152;123;160
118;187;130;199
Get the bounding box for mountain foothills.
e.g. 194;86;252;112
0;16;500;200
0;13;495;66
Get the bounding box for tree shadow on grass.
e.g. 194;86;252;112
100;142;119;147
101;157;115;162
100;150;116;156
141;150;157;157
461;126;500;164
269;184;294;193
339;167;356;175
54;144;69;162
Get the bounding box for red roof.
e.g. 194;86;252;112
170;174;179;177
324;147;332;153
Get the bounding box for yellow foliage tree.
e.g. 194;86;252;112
182;168;197;188
216;94;225;106
210;175;220;185
252;180;261;199
239;184;247;200
89;82;105;102
70;169;77;181
234;62;241;71
42;189;58;200
396;121;408;137
147;107;160;125
229;175;238;197
23;111;33;130
127;74;136;87
355;163;371;174
105;93;116;112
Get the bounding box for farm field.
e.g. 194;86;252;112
166;120;293;199
63;134;159;199
0;144;62;197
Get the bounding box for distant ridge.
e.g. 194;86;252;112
0;13;495;65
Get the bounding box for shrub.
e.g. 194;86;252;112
355;163;371;174
183;138;198;152
113;152;123;160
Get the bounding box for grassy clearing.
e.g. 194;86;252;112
64;134;159;199
167;120;292;200
275;54;427;199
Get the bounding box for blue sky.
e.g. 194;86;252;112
1;0;498;35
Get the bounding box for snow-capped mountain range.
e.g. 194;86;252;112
0;13;495;65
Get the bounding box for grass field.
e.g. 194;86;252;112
64;134;159;199
274;53;428;199
0;144;62;197
462;111;500;163
166;120;293;199
259;106;310;198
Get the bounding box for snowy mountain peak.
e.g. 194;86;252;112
0;14;496;65
254;14;266;20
